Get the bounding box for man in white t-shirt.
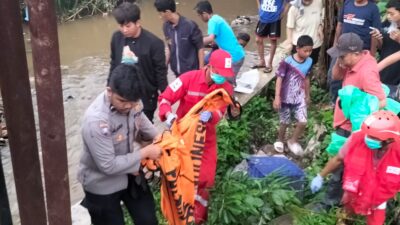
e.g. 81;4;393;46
284;0;324;66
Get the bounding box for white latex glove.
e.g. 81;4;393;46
310;174;324;194
165;113;177;128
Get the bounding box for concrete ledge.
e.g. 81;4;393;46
235;45;287;106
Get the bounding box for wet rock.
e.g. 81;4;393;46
61;65;69;71
65;95;74;101
260;144;277;156
268;214;293;225
302;123;327;165
230;16;252;27
71;203;91;225
233;159;248;173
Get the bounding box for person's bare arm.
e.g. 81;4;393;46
203;34;215;46
378;51;400;71
282;27;294;52
198;48;205;68
305;76;310;105
370;36;379;56
370;28;383;51
320;155;343;177
333;22;342;46
286;27;294;45
281;1;290;19
273;77;283;110
332;59;346;80
164;44;170;66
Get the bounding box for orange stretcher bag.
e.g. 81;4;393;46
142;88;241;225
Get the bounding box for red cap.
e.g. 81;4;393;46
361;110;400;141
208;49;234;78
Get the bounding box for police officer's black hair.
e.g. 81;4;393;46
386;0;400;11
194;1;213;15
108;64;144;101
116;0;136;7
154;0;176;13
112;2;140;25
237;32;251;43
296;35;314;48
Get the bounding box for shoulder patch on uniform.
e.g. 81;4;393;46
99;122;110;136
170;78;183;92
225;58;232;68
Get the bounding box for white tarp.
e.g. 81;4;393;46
234;69;260;94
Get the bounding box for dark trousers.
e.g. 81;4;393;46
327;57;343;104
322;164;344;208
317;129;348;211
143;109;155;123
81;177;158;225
143;93;158;123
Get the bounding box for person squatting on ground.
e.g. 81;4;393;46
329;0;381;104
78;64;162;225
109;2;168;122
285;0;324;67
154;0;205;77
158;49;234;224
195;0;245;83
204;32;250;66
254;0;290;73
273;35;314;156
311;110;400;225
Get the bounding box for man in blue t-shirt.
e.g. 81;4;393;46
329;0;381;105
335;0;381;51
254;0;289;73
195;1;245;84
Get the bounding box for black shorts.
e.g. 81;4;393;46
255;20;281;39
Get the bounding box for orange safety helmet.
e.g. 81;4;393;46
361;110;400;141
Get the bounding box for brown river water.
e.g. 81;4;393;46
2;0;289;223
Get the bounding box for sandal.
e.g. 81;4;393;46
287;141;304;156
251;64;266;69
263;67;273;73
273;141;284;153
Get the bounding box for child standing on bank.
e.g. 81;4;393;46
273;35;313;156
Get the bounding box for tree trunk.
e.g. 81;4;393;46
315;0;342;87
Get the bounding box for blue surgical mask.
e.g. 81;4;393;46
364;136;382;150
211;73;226;84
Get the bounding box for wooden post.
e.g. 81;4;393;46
27;0;72;223
0;0;47;224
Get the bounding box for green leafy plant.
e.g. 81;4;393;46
216;118;250;176
207;171;301;225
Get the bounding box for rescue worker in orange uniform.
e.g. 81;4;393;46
311;110;400;225
158;49;234;224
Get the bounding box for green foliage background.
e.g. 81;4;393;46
54;0;117;21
